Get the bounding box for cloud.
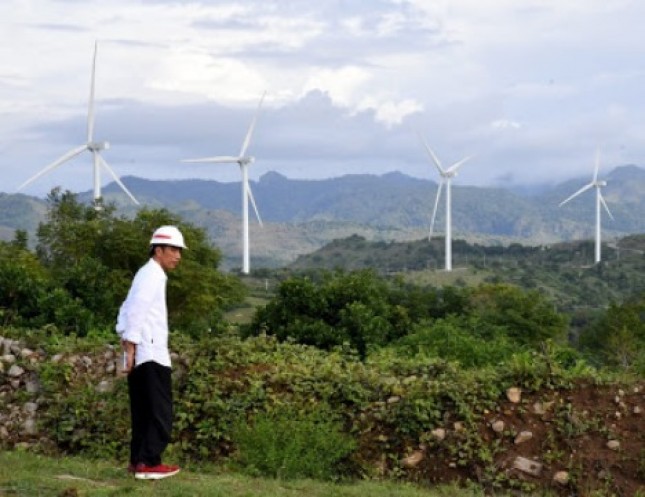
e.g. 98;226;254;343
1;0;645;198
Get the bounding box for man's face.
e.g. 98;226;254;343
154;246;182;271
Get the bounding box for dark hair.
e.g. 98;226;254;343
149;244;163;257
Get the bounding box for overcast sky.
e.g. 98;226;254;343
1;0;644;197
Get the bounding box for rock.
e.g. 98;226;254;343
491;420;505;433
618;389;625;397
23;417;38;435
431;428;446;441
634;406;641;415
25;380;40;394
96;380;112;394
2;354;16;364
453;421;465;432
7;365;24;378
506;387;522;403
0;426;8;439
20;348;34;359
514;431;533;444
448;462;457;468
51;354;64;363
24;402;38;413
607;440;620;450
634;386;641;394
387;396;401;404
533;400;554;415
401;450;424;468
513;456;543;476
553;471;569;485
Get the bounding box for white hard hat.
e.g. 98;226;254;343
149;225;187;249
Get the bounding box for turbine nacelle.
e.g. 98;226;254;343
595;180;607;187
88;141;109;152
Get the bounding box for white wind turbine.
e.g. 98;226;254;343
17;41;139;206
419;135;471;271
182;92;266;275
559;149;614;264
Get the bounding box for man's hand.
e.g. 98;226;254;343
121;340;136;375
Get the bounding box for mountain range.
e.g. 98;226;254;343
1;165;643;269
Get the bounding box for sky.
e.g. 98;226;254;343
1;0;645;198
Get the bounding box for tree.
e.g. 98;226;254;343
467;283;568;346
245;270;410;357
10;188;246;335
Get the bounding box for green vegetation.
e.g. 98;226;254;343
0;191;643;496
0;451;493;497
0;189;245;335
232;406;355;480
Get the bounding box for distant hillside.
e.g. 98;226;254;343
290;233;645;311
1;165;643;268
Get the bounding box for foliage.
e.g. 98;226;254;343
0;188;245;335
3;325;638;494
232;406;355;480
244;270;410;357
245;271;568;363
579;293;645;372
393;316;517;368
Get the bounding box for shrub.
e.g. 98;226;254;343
232;406;355;480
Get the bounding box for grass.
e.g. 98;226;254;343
0;451;512;497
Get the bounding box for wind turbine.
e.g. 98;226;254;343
17;41;139;206
182;92;266;275
419;135;471;271
559;149;614;264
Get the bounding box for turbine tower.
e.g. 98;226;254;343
559;149;614;264
17;41;139;206
419;135;471;271
182;92;266;275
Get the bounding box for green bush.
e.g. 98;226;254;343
232;406;355;480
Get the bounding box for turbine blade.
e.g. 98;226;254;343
592;148;601;182
418;133;445;174
247;182;263;226
428;181;444;240
17;144;88;191
87;41;98;142
446;155;472;174
598;191;614;221
239;91;266;158
559;183;593;207
98;155;140;205
181;156;241;164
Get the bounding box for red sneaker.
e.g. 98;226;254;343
134;463;180;480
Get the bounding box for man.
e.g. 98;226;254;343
116;225;186;480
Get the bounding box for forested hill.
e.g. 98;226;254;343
97;164;644;238
1;165;643;267
290;233;645;311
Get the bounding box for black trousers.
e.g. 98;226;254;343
127;361;173;466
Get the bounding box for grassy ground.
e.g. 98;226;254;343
0;451;512;497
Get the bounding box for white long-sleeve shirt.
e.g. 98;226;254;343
116;258;172;368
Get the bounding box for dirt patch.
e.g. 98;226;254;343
357;381;644;496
